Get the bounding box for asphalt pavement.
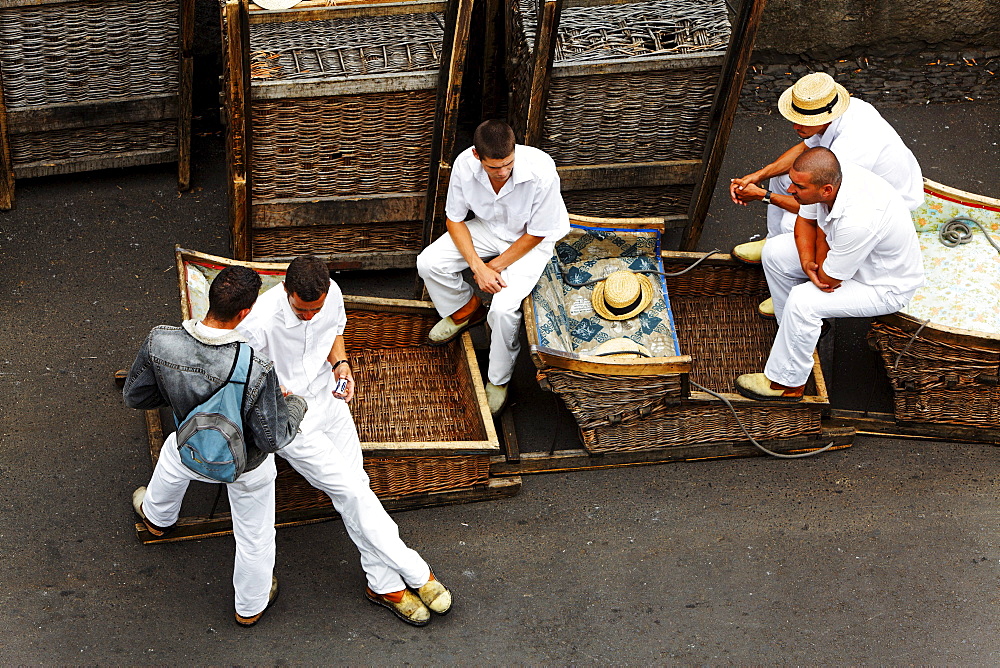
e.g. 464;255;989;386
1;101;998;663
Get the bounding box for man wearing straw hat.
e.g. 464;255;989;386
729;72;923;317
735;147;923;402
417;119;570;414
238;255;453;627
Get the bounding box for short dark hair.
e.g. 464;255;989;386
793;146;842;188
207;266;262;321
285;255;330;302
473;120;516;160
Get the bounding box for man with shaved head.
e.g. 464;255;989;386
735;147;924;402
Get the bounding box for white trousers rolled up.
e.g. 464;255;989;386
761;232;914;387
766;174;798;238
280;394;430;594
416;218;555;386
142;432;277;618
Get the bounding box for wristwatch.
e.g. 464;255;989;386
332;359;350;371
762;189;773;205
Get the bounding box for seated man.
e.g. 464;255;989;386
735;147;924;402
237;255;452;627
729;73;923;317
124;266;307;626
416;119;570;414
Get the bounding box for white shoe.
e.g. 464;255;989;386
132;486;174;537
427;304;488;346
757;297;775;320
732;239;766;264
416;573;452;614
485;383;508;415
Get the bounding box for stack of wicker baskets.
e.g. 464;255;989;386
0;0;192;208
505;0;729;223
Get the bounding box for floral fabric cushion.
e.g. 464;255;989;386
530;225;681;357
902;185;1000;334
184;262;285;321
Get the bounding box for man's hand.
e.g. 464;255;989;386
473;263;507;294
729;172;763;206
332;364;355;402
733;181;768;205
802;260;835;292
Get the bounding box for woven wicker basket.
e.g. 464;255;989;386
527;226;826;454
175;248;500;502
869;314;1000;431
0;0;190;204
222;0;459;266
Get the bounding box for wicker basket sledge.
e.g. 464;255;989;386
867;179;1000;441
505;0;729;223
130;247;515;542
526;217;829;455
0;0;193;208
220;0;472;269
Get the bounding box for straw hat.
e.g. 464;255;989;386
778;72;851;126
253;0;301;10
588;337;652;359
591;270;654;321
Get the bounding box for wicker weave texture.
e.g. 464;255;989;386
252;221;423;259
581;401;822;454
344;307;436;350
249;13;443;81
9;120;177;167
250;92;436;199
0;0;179;109
275;454;490;506
562;185;693;218
538;369;684;428
350;345;487;444
541;67;718;165
869;321;1000;428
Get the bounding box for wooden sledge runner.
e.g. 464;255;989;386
129;247;519;543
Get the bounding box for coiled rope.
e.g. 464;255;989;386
939;216;1000;255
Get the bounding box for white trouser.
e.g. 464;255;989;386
761;232;913;387
766;174;798;238
142;432;277;617
416;218;555;385
280;394;430;594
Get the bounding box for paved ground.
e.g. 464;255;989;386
1;101;998;663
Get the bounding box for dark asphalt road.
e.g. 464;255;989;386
1;101;998;663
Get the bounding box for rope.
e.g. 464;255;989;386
563;249;722;287
938;216;1000;254
690;381;836;459
892;318;930;371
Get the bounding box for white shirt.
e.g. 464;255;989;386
237;280;345;400
815;162;924;297
445;144;570;243
803;97;924;211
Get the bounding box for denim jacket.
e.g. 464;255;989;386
123;320;307;473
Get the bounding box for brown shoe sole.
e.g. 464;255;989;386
365;590;430;627
735;383;803;403
236;580;280;627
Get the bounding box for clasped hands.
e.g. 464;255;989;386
473;260;508;294
729;174;767;206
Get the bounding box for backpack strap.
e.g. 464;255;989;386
173;342;252;427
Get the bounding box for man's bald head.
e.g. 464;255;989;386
792;147;842;188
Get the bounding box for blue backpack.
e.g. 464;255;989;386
174;343;251;483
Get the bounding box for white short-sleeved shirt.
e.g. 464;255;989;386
445;144;570;243
815;162;924;297
237;280;345;400
803;97;924;211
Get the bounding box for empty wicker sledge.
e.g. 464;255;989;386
866;179;1000;443
131;247;517;543
518;216;849;467
0;0;193;209
220;0;473;268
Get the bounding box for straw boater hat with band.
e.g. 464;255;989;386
778;72;851;127
591;270;654;321
253;0;301;9
588;337;652;359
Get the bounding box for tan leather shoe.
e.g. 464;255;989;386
131;486;175;537
735;373;804;402
427;304;488;346
485;382;508;415
732;239;766;265
366;587;431;626
236;576;279;627
416;572;452;615
757;297;776;320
